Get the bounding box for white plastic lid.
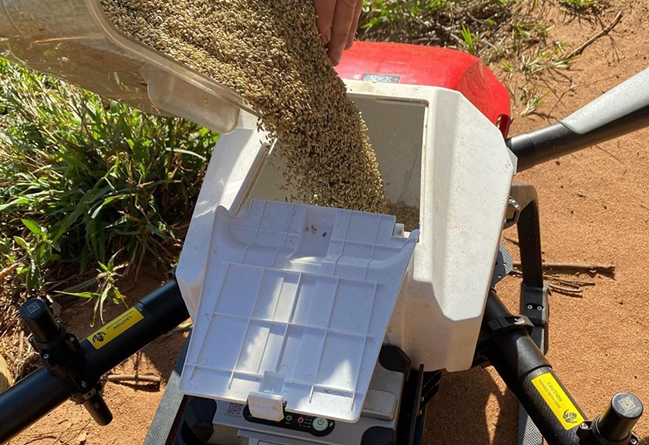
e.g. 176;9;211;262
178;200;417;422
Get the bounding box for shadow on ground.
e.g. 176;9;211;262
424;367;518;444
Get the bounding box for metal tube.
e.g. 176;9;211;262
0;367;69;440
596;393;643;443
81;280;189;381
507;105;649;172
482;292;585;445
83;390;114;426
0;280;188;442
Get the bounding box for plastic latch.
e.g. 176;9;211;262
248;392;285;422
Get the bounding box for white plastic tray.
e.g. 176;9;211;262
179;200;417;422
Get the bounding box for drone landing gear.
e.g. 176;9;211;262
479;182;643;445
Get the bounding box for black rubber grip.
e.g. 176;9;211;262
20;299;61;344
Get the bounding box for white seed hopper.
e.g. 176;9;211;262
176;81;515;422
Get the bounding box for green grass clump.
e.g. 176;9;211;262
360;0;521;59
361;0;588;116
559;0;600;13
0;59;217;320
361;0;452;36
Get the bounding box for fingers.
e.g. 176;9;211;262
346;0;363;50
313;0;335;45
313;0;361;65
328;0;357;65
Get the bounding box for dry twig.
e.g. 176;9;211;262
0;263;20;281
163;320;193;338
548;283;583;296
546;275;596;287
106;374;161;384
566;11;623;59
512;262;615;275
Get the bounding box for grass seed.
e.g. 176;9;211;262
100;0;386;213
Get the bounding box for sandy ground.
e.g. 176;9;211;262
428;2;649;443
3;1;649;444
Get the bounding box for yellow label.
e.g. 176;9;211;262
532;372;584;430
88;307;144;349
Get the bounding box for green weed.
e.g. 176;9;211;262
519;85;547;116
0;59;217;314
360;0;519;59
460;25;482;56
59;251;128;325
559;0;599;13
360;0;599;116
517;42;571;79
362;0;452;35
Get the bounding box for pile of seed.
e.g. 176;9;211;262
100;0;385;213
385;201;419;232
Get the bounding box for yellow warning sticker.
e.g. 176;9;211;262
88;307;144;349
532;372;584;430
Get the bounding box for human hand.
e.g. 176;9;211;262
313;0;363;66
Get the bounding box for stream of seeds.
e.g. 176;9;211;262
100;0;386;213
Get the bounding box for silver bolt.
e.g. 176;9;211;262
69;337;75;342
536;305;543;311
630;438;638;445
42;354;50;360
80;380;88;388
527;304;533;310
579;422;589;430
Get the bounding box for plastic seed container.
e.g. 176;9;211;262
0;0;248;133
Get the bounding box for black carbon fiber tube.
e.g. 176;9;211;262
80;280;189;381
0;365;69;441
0;280;188;442
507;105;649;172
482;292;586;445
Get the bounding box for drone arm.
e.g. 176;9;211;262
508;67;649;172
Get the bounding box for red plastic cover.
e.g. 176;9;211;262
336;41;510;133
